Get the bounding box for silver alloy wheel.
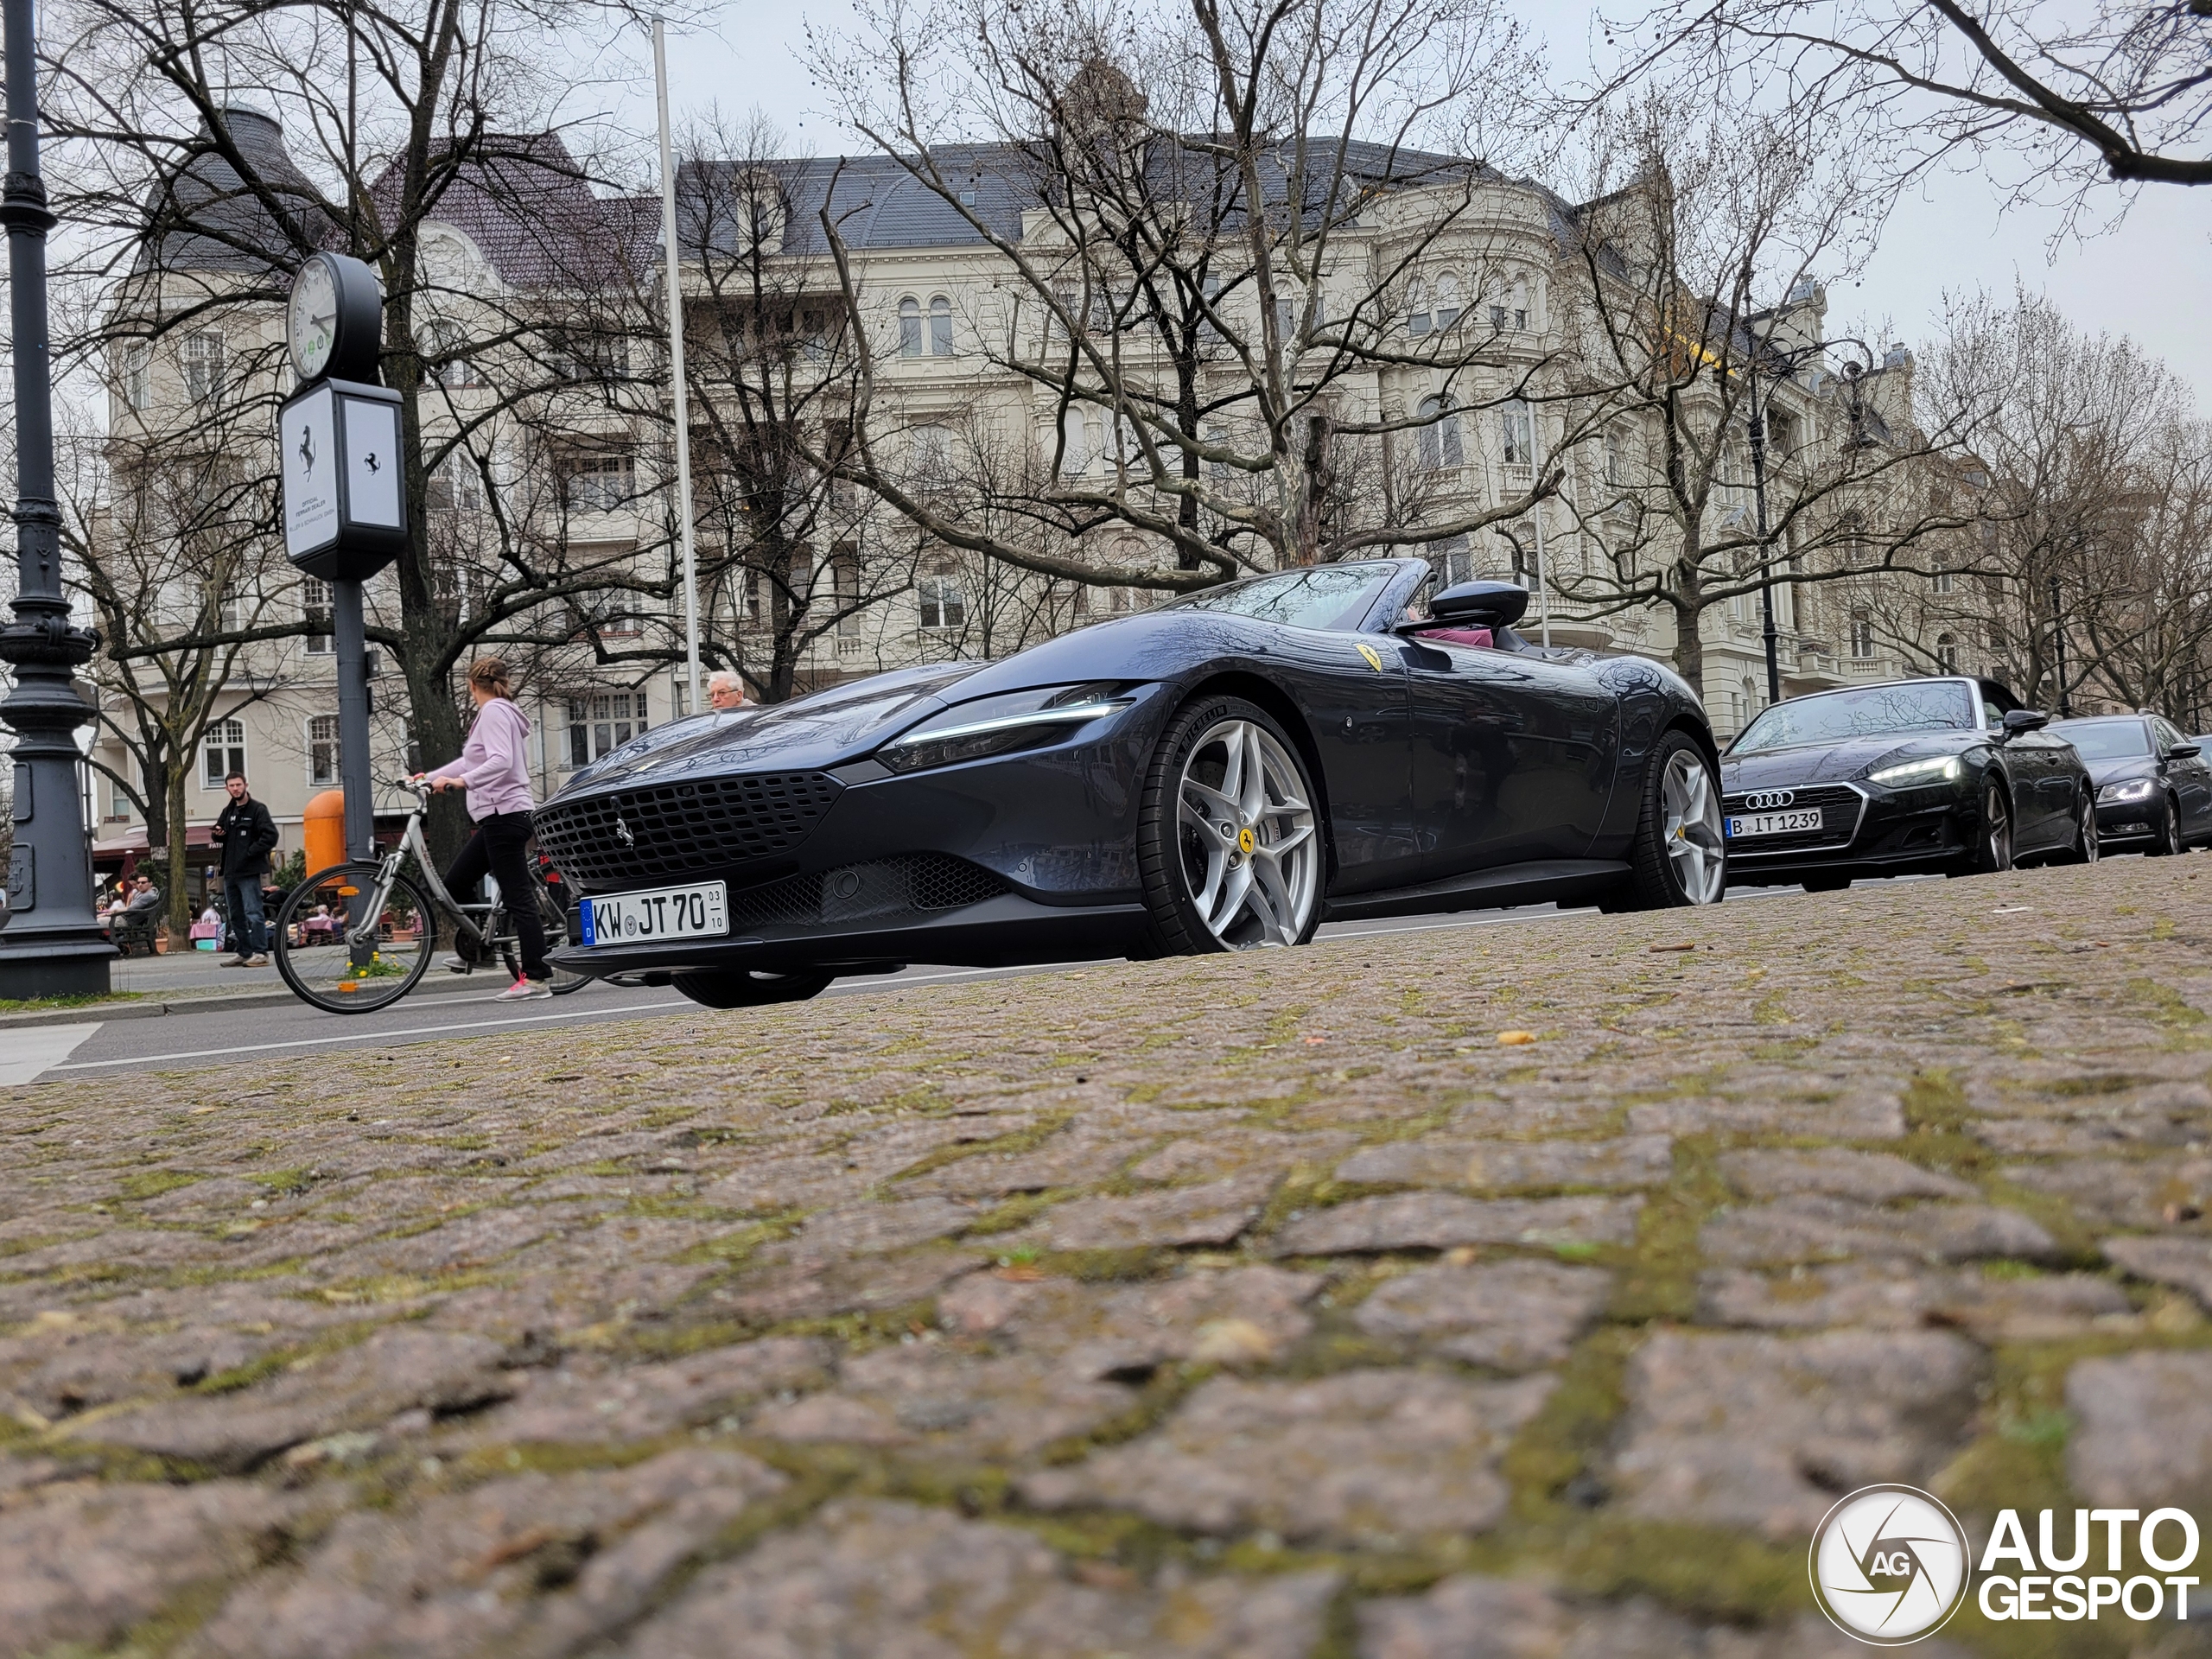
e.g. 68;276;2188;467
1661;747;1726;904
2081;797;2100;862
1175;717;1320;948
1986;785;2012;868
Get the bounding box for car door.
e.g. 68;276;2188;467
1269;627;1421;894
2012;730;2074;850
2155;718;2212;841
1402;635;1618;876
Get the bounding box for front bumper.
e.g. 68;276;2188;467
1722;780;1979;885
537;696;1169;977
2093;798;2161;843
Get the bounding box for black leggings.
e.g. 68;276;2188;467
444;810;550;981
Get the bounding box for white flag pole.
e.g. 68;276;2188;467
654;18;702;715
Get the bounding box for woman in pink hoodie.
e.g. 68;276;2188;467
428;657;550;999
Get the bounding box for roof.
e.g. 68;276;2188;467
680;136;1499;259
137;116;657;291
133;107;334;278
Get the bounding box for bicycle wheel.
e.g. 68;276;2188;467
274;863;435;1014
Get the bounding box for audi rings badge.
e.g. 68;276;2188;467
1742;790;1796;811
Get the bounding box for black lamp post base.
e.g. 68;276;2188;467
0;938;116;1001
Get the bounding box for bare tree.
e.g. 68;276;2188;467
802;0;1575;594
44;0;687;860
1548;100;1982;696
1914;284;2197;711
1614;0;2212;206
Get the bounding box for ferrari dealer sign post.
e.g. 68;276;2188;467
276;252;407;881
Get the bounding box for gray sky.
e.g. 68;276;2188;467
624;0;2209;409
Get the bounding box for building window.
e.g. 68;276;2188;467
832;546;861;635
1935;632;1959;674
308;715;341;788
1840;512;1870;567
929;294;955;357
213;588;245;633
1428;534;1472;586
1604;426;1628;487
912;424;954;481
563;452;635;513
1415;396;1463;470
899;296;923;358
1932;553;1953;594
918;572;966;632
1850;610;1874;658
1407;280;1430;339
564;691;650;768
122;343;152;410
1433;273;1461;329
302;576;333;654
202;717;246;788
1500;401;1534;467
181;330;226;402
428;454;486;512
425;319;483;388
575;589;645;637
1764;409;1796;456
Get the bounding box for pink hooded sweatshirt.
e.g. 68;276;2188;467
437;697;535;820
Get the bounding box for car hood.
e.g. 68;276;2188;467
550;662;992;796
1721;730;1981;791
2083;755;2159;788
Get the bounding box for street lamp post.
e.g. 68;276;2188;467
2049;575;2073;718
1745;365;1781;706
0;0;111;997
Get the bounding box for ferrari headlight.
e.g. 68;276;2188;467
2099;778;2156;804
1868;754;1962;787
877;683;1134;774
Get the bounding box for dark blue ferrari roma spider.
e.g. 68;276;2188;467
533;558;1725;1007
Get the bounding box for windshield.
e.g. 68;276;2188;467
1169;563;1396;632
2058;720;2152;761
1732;681;1978;754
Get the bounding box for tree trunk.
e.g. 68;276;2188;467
1669;563;1707;699
165;764;190;940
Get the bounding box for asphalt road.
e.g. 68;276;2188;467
8;880;1923;1084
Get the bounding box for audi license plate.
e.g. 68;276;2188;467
1726;809;1823;838
579;881;728;947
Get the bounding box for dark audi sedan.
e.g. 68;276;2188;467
2050;713;2212;855
1720;676;2096;890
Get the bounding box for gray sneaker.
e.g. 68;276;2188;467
496;977;552;1001
244;955;270;968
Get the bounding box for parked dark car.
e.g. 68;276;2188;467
2050;713;2212;855
534;559;1726;1008
1719;676;2096;891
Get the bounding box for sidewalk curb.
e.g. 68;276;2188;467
0;972;495;1031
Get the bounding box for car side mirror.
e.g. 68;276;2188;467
1395;579;1530;635
2000;709;2047;740
2171;743;2202;760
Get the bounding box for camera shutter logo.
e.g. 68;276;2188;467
1745;789;1796;810
1810;1484;1971;1645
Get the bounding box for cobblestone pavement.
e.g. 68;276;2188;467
7;859;2212;1657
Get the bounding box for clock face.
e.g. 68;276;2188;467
289;257;339;381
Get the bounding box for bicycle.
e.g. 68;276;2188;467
271;777;588;1014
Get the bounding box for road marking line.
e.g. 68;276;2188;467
3;1022;105;1084
48;1003;695;1072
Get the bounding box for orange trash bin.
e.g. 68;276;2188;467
304;789;347;874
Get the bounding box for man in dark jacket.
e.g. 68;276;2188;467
210;771;279;965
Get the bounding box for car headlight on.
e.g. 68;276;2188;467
876;682;1135;775
2099;778;2156;804
1867;754;1962;787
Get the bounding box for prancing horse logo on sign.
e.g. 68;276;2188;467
613;816;635;848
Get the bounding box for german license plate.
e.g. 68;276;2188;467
579;881;728;947
1726;810;1823;838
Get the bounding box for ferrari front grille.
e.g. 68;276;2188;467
533;772;842;891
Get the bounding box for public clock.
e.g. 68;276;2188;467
287;252;381;385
